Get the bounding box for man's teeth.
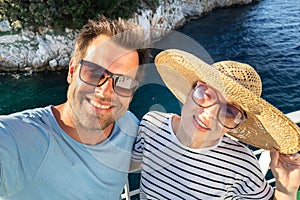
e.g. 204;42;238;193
91;100;111;109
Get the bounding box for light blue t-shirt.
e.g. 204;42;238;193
0;105;139;200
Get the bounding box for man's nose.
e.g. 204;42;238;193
94;77;114;97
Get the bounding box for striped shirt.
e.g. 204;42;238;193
132;111;274;200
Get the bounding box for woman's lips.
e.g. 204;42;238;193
193;115;211;131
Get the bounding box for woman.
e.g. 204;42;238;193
131;49;300;199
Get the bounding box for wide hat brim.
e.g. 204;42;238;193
155;49;300;154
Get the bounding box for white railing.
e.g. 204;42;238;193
286;110;300;124
121;110;300;200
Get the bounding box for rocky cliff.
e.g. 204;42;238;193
0;0;253;72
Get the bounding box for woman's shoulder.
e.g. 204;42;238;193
140;111;174;134
220;135;257;158
142;111;173;122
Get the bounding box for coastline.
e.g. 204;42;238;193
0;0;254;72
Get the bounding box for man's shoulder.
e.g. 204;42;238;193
119;110;140;124
7;105;51;118
115;111;140;136
0;106;54;134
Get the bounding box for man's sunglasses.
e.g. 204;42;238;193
192;81;247;129
79;59;139;97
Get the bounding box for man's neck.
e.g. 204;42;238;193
52;104;114;145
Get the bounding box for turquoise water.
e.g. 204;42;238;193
0;71;68;114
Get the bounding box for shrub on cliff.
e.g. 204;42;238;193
0;0;159;32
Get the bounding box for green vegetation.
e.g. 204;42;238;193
0;0;159;31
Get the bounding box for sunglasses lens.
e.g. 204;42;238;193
113;75;139;97
192;84;218;107
219;104;244;129
80;60;106;86
80;60;138;97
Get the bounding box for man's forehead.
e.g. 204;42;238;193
86;36;137;65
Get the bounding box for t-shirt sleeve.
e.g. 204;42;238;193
230;149;274;199
233;174;274;199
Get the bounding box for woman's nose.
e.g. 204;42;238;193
202;104;220;119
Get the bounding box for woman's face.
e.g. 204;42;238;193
180;81;245;147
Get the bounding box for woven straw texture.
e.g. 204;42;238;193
155;49;300;154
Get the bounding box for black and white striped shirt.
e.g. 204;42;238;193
132;111;274;200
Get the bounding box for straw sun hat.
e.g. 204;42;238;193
155;49;300;154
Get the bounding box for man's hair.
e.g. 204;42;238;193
72;15;151;82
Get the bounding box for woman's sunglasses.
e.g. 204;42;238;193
192;81;247;129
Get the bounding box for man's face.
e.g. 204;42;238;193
66;35;139;133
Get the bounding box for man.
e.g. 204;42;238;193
0;16;150;199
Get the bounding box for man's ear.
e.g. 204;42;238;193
129;96;133;103
67;59;75;83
